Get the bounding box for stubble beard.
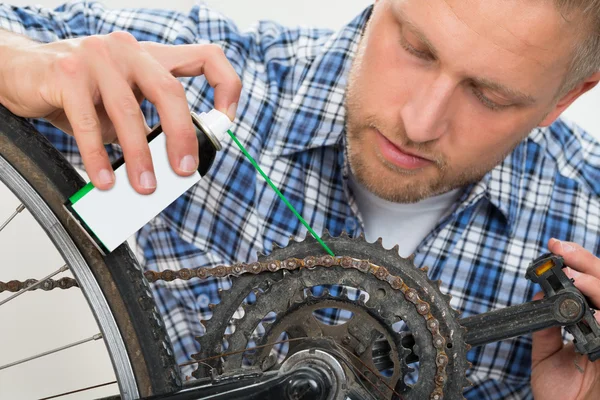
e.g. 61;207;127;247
343;33;512;204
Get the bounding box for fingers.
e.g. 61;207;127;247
63;86;115;190
563;268;600;320
131;51;199;176
58;55;115;190
101;89;151;146
45;34;242;194
142;42;242;120
548;238;600;280
531;291;565;368
549;238;600;309
89;48;156;195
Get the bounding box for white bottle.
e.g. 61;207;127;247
66;109;232;255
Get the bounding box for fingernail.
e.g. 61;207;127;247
226;103;238;121
179;155;197;173
140;171;156;189
98;168;114;186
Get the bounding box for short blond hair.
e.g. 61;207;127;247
556;0;600;94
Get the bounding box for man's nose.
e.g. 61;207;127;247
401;73;455;143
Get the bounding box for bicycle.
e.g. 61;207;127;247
2;103;600;400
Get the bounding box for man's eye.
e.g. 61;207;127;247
471;86;509;112
400;36;434;61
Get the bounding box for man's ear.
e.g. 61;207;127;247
539;71;600;127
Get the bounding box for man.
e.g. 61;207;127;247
0;0;599;398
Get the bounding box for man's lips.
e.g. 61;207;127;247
374;129;433;170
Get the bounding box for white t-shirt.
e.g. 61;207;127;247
348;174;461;257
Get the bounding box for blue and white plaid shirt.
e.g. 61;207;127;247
3;2;600;398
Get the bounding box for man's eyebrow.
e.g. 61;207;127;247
472;77;537;105
395;7;536;106
396;8;439;58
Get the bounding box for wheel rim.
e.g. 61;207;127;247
0;153;139;399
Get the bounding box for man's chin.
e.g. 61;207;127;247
365;183;438;203
347;140;446;202
352;166;442;203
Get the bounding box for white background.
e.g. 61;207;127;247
0;1;598;399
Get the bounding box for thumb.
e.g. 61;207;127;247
531;291;564;368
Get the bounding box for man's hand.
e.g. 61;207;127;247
0;31;242;194
531;238;600;399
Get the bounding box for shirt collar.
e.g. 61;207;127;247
270;6;372;157
454;127;549;236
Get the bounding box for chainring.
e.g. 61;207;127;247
192;233;470;399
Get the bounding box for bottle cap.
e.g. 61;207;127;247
191;109;233;151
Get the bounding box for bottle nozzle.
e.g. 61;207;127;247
192;109;233;150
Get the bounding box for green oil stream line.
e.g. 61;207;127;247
227;129;335;257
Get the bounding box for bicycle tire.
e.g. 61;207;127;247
0;103;181;398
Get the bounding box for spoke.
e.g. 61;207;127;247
38;380;117;400
0;264;69;307
0;203;25;233
0;333;102;371
179;337;310;368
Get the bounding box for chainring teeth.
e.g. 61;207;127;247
190;232;469;399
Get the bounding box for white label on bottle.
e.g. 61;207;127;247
71;132;201;252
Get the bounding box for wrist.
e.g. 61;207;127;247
0;29;39;69
0;28;38;46
0;33;39;111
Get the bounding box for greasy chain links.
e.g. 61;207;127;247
1;255;450;399
0;277;78;293
146;255;450;400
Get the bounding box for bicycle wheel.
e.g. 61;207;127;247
0;104;180;399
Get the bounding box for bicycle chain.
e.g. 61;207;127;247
0;276;78;293
1;255;455;399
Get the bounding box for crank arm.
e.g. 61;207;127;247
459;253;600;360
459;290;586;348
99;366;335;400
398;253;600;366
398;291;585;365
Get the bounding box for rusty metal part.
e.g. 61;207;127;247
0;276;78;293
559;297;583;320
236;293;410;398
8;235;600;399
2;233;470;398
189;233;470;400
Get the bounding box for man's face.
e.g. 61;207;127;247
345;0;580;203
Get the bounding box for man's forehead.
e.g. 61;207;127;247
392;0;579;97
395;0;576;69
